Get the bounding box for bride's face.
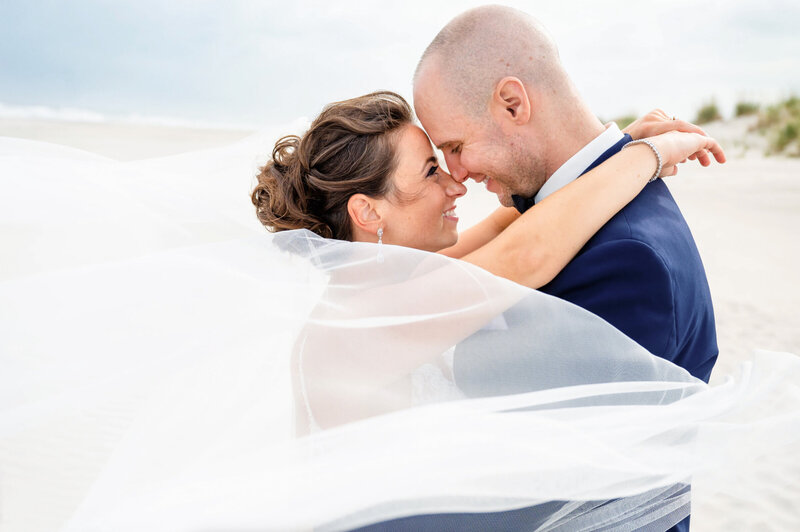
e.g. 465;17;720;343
377;124;467;252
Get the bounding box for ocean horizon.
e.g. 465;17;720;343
0;101;265;131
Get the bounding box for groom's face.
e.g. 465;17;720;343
414;69;542;207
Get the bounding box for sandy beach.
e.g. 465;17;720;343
2;116;798;531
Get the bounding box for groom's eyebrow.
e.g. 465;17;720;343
421;156;437;174
435;141;452;151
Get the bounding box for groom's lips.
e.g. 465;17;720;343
485;177;501;194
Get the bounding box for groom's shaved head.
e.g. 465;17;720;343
414;6;601;204
415;5;570;115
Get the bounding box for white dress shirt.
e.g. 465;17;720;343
534;123;626;203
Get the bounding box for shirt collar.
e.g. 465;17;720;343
533;123;625;203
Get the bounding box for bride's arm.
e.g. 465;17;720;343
459;131;725;289
438;111;708;259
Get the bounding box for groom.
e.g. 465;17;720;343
354;6;717;532
413;6;718;386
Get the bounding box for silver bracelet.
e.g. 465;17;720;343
622;139;662;183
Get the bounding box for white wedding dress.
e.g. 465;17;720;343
299;348;462;434
1;133;799;532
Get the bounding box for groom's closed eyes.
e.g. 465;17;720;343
437;142;462;155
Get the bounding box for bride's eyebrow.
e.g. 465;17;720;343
420;156;437;174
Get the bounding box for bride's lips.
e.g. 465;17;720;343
442;205;458;222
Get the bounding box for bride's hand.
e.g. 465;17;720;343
647;131;727;177
620;109;707;139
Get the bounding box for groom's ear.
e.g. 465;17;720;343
491;77;531;126
347;194;383;234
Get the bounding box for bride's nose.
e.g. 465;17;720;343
443;171;467;197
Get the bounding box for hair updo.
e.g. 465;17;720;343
252;91;413;240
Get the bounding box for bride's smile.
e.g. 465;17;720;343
442;205;458;221
372;123;466;252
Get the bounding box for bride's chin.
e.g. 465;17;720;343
424;232;458;253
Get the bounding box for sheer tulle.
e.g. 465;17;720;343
1;136;799;531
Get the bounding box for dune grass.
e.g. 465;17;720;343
607;97;799;157
735;101;760;117
695;101;722;125
754;97;800;156
611;115;637;129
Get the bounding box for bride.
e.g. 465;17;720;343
1;91;798;532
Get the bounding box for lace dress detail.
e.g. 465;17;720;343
411;347;465;405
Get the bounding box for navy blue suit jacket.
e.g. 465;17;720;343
538;177;718;382
348;140;717;532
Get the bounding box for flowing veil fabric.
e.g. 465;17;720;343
1;135;799;531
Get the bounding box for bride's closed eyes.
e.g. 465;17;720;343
426;164;440;178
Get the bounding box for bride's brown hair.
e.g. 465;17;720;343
252;91;413;240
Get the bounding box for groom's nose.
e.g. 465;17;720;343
443;153;469;183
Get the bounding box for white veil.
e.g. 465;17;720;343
1;135;799;531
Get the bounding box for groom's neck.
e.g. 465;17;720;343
538;102;606;181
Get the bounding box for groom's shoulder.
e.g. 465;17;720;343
585;180;693;262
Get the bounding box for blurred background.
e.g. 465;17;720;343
2;0;799;129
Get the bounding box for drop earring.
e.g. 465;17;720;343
376;227;384;264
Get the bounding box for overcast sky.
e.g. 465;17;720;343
2;0;799;127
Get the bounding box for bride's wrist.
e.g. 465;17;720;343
622;140;662;183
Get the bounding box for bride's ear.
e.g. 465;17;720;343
491;77;532;126
347;194;383;235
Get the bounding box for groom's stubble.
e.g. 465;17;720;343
484;121;549;206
